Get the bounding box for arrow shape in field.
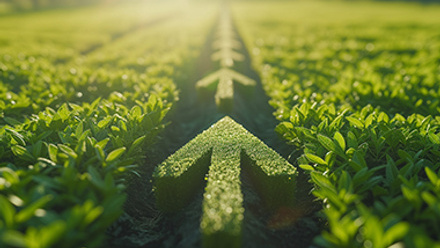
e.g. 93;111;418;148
211;47;245;68
196;68;256;113
153;116;297;248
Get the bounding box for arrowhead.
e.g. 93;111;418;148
153;116;297;247
196;68;256;112
211;48;245;67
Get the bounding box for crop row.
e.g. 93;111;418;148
0;2;216;247
0;1;182;61
0;2;215;122
234;1;440;247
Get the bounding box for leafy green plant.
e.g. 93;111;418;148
235;1;440;246
0;2;217;246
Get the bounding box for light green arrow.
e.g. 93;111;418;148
211;47;245;68
153;116;297;248
196;68;255;113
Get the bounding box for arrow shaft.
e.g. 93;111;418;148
196;68;256;112
201;142;243;248
215;75;234;113
211;49;244;68
212;47;244;57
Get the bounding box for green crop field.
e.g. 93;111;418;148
1;0;440;247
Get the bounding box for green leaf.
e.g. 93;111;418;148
78;129;91;142
130;105;142;118
127;135;146;155
346;131;358;148
378;112;389;123
422;191;437;206
34;131;53;142
428;132;440;145
106;147;126;163
57;103;70;121
305;153;327;165
90;97;101;111
5;128;26;146
0;167;19;185
278;121;293;130
350;150;367;171
95;146;105;162
338;170;352;192
141;115;155;130
299;164;315;171
15;195;53;223
384;222;409;245
88;167;104;189
11;145;34;162
397;149;412;161
38;221;66;248
98;116;112;129
425;167;439;185
317;134;336;152
0;195;16;228
353;167;371;185
75;122;84;138
1;230;26;248
11;145;27;157
118;120;128;132
48;144;58;162
58;144;77;159
401;186;418;202
329;114;344;130
31;140;43;158
3;117;21;126
96;138;110;149
346;116;364;128
148;94;158;109
364;113;374;128
84;205;104;226
325;151;336;167
334;131;346;151
311;171;335;193
385;155;398;183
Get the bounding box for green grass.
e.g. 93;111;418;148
233;1;440;247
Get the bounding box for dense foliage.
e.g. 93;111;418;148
0;1;215;247
234;1;440;247
2;0;440;246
